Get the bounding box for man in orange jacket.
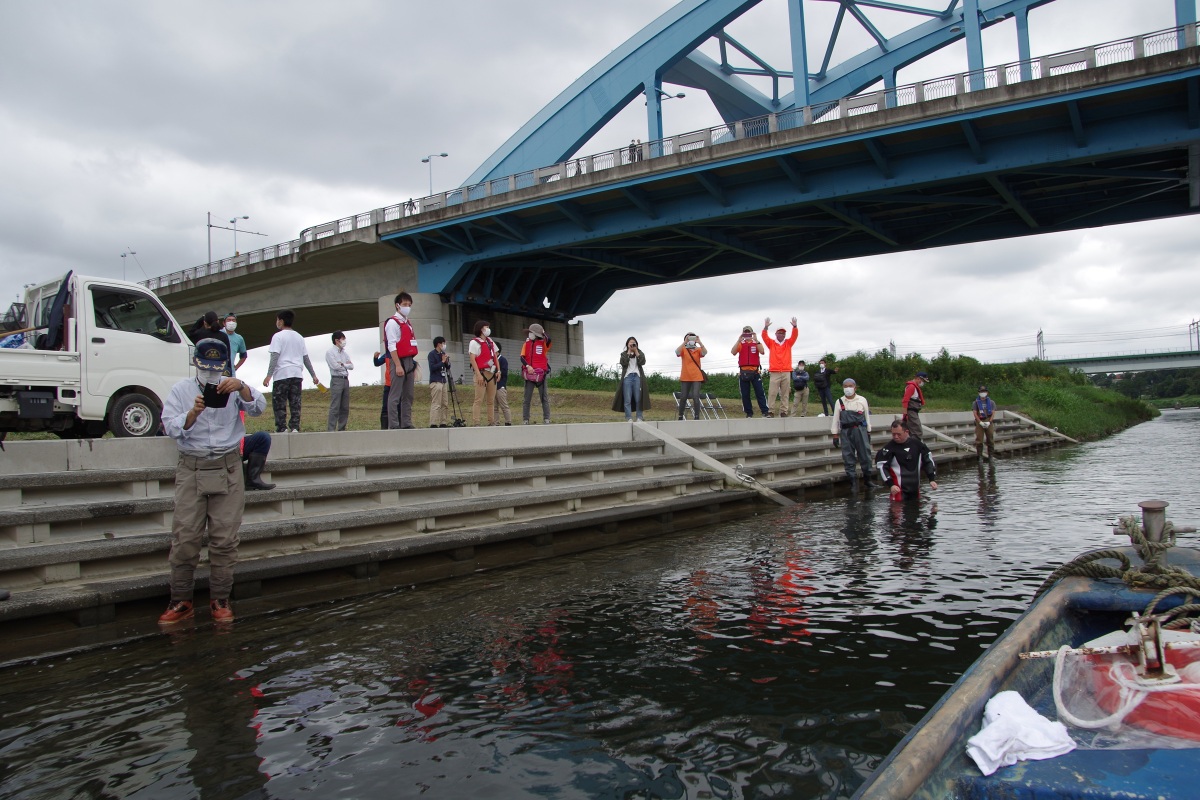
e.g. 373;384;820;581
761;316;798;418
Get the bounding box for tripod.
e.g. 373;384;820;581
444;367;467;427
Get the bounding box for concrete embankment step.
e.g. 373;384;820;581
0;413;1065;661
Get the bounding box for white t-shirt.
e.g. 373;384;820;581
269;328;309;380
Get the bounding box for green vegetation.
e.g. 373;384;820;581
541;348;1156;441
1094;367;1200;402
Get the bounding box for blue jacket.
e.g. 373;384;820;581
428;348;448;383
497;355;509;390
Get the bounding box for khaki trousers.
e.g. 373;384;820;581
472;373;497;425
494;386;512;424
429;382;449;426
168;451;244;601
791;386;809;416
767;372;790;416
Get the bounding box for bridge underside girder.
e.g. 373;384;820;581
381;58;1200;321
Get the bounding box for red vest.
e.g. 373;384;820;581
387;314;418;358
473;337;495;371
737;340;761;368
523;339;549;370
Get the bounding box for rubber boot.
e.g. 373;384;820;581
862;467;875;489
244;453;276;491
987;446;996;462
976;444;984;461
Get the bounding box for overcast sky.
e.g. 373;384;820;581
2;0;1196;382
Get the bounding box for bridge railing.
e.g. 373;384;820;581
145;22;1199;293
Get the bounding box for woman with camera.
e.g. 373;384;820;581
674;333;708;420
611;336;650;421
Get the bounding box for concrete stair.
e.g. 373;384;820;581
0;413;1065;657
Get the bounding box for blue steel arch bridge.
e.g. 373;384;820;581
150;0;1200;343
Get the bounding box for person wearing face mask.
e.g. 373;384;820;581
901;370;929;440
830;378;875;491
520;323;552;424
611;336;649;421
428;335;451;428
791;360;810;417
973;384;997;461
384;292;419;429
811;358;839;416
760;316;798;418
470;319;499;426
324;330;354;431
157;337;266;626
223;313;248;377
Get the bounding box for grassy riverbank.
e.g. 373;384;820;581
248;353;1154;441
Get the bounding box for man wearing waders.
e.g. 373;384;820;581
901;370;929;440
876;419;938;501
973;385;996;461
830;378;874;490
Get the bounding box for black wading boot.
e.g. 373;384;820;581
244;453;276;491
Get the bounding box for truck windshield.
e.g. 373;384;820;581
89;286;179;343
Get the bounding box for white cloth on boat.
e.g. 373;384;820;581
966;690;1075;776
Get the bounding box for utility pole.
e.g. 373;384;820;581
889;340;897;358
1036;329;1045;360
1190;319;1199;351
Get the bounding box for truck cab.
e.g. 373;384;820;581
0;273;194;438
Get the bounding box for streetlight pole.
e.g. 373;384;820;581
420;153;449;195
120;249;135;281
230;216;249;255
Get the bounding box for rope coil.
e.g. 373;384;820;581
1034;516;1200;627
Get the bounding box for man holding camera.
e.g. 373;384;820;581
158;338;266;626
730;326;769;418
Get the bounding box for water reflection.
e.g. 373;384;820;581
3;413;1200;799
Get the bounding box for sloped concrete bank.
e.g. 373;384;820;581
0;412;1063;663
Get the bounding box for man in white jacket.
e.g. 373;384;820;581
830;378;875;490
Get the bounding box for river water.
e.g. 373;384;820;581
2;411;1198;800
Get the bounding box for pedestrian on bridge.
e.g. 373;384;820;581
902;370;929;441
158;337;266;626
263;309;321;433
325;331;353;431
761;317;798;417
384;292;419;429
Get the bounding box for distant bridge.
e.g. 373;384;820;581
1047;350;1200;373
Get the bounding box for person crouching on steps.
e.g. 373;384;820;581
469;320;499;426
158;337;266;626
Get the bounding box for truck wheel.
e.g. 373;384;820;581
109;393;160;437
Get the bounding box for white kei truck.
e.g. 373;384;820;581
0;271;194;438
